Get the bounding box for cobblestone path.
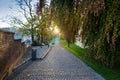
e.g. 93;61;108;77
8;39;104;80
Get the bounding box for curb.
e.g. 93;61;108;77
14;46;52;69
14;58;31;69
40;46;53;59
13;49;32;69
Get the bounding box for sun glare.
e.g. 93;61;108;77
54;27;59;34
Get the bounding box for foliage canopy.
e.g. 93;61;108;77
50;0;120;67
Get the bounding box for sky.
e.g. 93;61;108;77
0;0;39;28
0;0;51;28
0;0;16;28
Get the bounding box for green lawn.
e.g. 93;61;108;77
60;39;120;80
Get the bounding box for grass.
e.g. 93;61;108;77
60;39;120;80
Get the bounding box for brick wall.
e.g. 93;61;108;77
0;30;28;79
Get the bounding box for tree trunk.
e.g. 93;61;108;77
67;40;70;48
40;29;44;48
31;34;34;45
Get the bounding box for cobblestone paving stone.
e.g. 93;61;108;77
14;49;32;68
14;46;49;68
32;46;49;59
8;39;105;80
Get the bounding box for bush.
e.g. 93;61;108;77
32;40;40;46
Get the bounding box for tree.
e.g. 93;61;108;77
10;0;53;46
50;0;79;47
36;0;52;43
50;0;120;67
11;0;38;44
78;0;120;67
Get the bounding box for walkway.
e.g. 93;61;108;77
8;38;104;80
14;46;50;69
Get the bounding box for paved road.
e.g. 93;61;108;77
8;38;104;80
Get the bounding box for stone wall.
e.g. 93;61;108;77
0;30;27;80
